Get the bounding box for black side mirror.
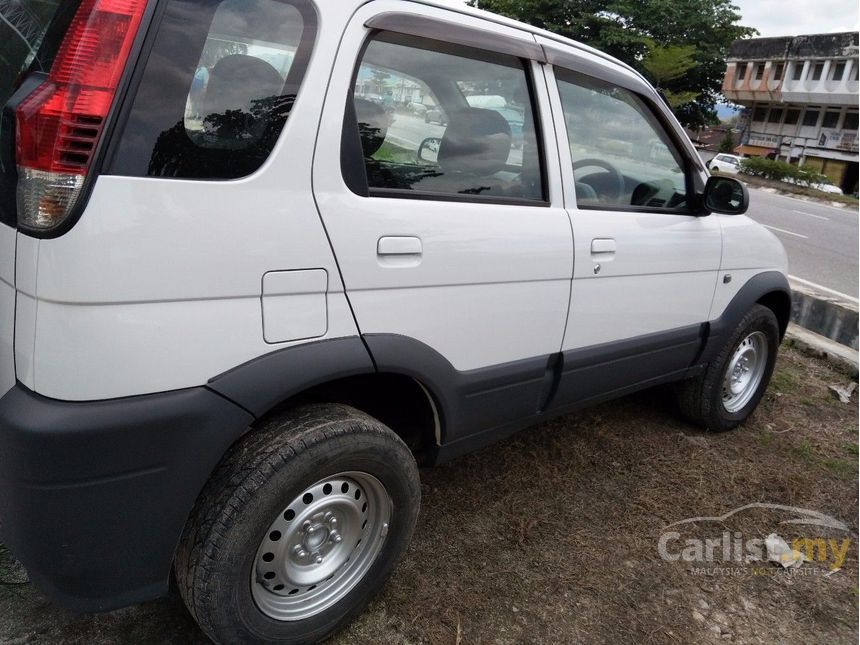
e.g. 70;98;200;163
703;176;749;215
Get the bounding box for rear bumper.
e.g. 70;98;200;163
0;383;252;612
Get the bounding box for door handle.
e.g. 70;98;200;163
378;236;422;256
591;238;616;255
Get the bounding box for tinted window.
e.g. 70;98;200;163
802;109;819;127
784;108;800;125
822;111;840;128
773;63;784;80
792;63;803;81
832;61;846;80
768;108;783;124
556;69;689;212
844;112;858;131
752;106;767;123
346;33;545;202
109;0;316;179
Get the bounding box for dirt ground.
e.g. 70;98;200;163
1;345;857;645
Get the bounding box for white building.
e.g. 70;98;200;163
722;32;858;194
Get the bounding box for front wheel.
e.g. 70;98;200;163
676;304;780;431
175;404;421;644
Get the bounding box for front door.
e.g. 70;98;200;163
542;59;722;408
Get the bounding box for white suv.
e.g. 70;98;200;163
0;1;789;643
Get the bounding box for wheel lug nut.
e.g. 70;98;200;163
314;554;323;564
302;521;311;532
331;531;342;543
307;525;316;534
329;517;337;527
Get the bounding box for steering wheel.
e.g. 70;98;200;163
573;158;625;202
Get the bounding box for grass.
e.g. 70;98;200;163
1;345;857;644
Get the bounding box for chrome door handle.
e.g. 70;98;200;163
377;236;422;256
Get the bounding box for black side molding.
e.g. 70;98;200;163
207;336;375;418
700;271;791;365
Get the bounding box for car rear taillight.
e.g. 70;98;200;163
15;0;147;231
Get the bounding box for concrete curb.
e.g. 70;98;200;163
789;281;858;350
785;323;859;378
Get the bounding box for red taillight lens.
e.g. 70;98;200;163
15;0;147;230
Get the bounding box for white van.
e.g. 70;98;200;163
0;1;789;642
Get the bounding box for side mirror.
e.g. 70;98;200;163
417;137;441;164
703;175;748;215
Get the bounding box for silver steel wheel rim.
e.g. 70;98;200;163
251;471;391;621
722;331;768;413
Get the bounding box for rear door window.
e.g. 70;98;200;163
108;0;316;179
344;32;546;203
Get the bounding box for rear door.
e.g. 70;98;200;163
313;3;572;443
540;44;722;408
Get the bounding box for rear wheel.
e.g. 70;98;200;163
175;404;420;644
676;304;779;431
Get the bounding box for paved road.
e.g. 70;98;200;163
743;187;858;299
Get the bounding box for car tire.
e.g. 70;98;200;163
676;304;779;432
175;404;421;644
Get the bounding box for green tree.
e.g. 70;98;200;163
468;0;756;127
640;42;699;108
717;129;735;153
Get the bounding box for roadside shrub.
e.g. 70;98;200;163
738;156;795;181
738;157;830;188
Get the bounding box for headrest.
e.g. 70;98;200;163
438;108;511;175
203;54;284;117
354;98;388;157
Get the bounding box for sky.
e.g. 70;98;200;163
441;0;860;39
731;0;860;37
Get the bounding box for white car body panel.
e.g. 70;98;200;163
312;2;572;371
0;225;16;397
708;215;790;320
3;0;790;402
15;4;364;400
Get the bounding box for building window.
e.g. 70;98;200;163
851;65;859;81
844;112;858;131
792;63;804;81
735;62;748;81
821;111;840;128
752;106;768;123
802;109;820;127
754;63;765;80
784;108;800;125
810;62;824;81
767;108;784;124
832;60;846;81
773;63;784;81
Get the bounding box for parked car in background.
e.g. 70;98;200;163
710;153;743;174
783;175;844;194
